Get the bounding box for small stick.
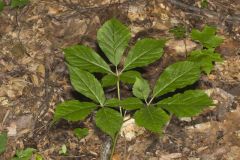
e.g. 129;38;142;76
2;110;10;126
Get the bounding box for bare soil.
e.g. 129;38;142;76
0;0;240;160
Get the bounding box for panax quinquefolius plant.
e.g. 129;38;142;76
54;19;223;158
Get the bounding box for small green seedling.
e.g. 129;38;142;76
191;25;223;49
0;0;4;12
201;0;208;8
12;148;36;160
188;25;223;74
11;0;29;8
59;144;67;155
74;128;88;139
0;132;7;155
54;19;223;159
0;0;29;12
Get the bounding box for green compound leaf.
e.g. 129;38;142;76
120;71;142;84
134;106;169;133
54;100;96;121
105;97;144;110
0;132;7;154
97;18;131;66
73;128;89;139
133;78;150;100
188;49;222;74
101;74;117;87
123;38;165;71
95;108;123;139
101;71;142;87
153;61;200;98
105;98;119;107
158;90;213;117
0;0;4;12
12;148;36;160
11;0;29;8
64;45;113;74
68;66;105;105
191;25;223;48
119;98;144;110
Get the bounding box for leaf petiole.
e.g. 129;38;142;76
147;97;154;106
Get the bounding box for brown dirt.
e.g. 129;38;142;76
0;0;240;160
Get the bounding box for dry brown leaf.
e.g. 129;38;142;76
112;154;121;160
7;122;17;137
37;64;45;77
31;74;39;87
48;6;60;15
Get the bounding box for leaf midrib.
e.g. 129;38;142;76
146;107;160;128
72;68;104;105
56;105;95;119
153;65;195;98
101;108;117;137
72;50;113;74
124;45;162;70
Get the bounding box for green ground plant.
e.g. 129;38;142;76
0;132;7;155
11;148;36;160
201;0;208;8
59;144;67;155
188;25;223;74
0;0;29;12
170;24;223;74
54;19;223;159
73;128;88;139
0;0;4;12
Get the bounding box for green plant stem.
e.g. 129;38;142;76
117;79;121;100
110;132;119;159
117;80;123;115
147;96;154;106
116;67;122;115
109;67;122;160
144;98;148;104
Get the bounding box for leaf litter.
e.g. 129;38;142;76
0;0;240;159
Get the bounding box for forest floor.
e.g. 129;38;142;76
0;0;240;159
